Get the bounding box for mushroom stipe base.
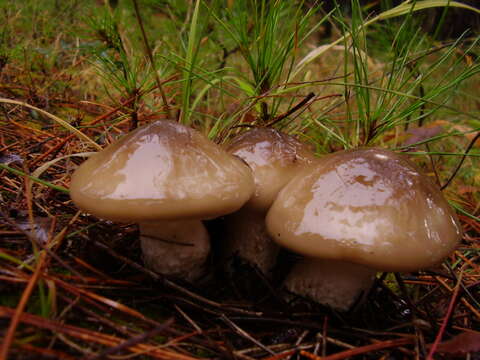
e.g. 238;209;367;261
284;258;377;311
140;220;210;282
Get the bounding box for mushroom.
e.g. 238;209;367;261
266;148;462;310
70;120;254;281
223;127;316;276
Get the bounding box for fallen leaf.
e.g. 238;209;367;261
16;217;53;246
0;153;23;165
402;125;443;147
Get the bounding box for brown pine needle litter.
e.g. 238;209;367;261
0;1;479;359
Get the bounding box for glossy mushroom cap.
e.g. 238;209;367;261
70;120;255;222
266;148;462;272
227;127;316;210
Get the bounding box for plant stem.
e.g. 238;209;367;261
131;0;172;119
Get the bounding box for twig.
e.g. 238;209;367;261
0;171;51;360
84;318;174;360
174;305;202;333
89;239;264;317
426;270;464;359
441;131;480;190
321;316;328;357
17;343;77;360
59;294;134;338
0;208;85;282
262;349;297;360
265;93;315;127
286;330;309;360
0;306;193;360
425;143;442;186
0;98;102;151
0;251;47;360
85;73;178;128
300;337;413;360
29;134;73;167
131;0;172;119
221;314;276;356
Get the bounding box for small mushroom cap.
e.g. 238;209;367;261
266;148;462;272
70;121;255;222
227;128;316;210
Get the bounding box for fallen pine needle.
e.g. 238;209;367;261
0;306;194;360
300;337;413;360
262;349;297;360
0;98;102;151
427;270;464;359
0;251;47;360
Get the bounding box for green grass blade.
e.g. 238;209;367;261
181;0;202;125
0;164;70;193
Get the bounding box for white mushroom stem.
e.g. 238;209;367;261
223;208;279;276
139;220;210;282
284;258;377;311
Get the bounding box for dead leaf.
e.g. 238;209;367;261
457;185;479;195
16;217;53;246
402;125;443;147
0;153;23;165
430;120;480;148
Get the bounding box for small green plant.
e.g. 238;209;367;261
211;0;326;125
87;6;158;130
326;1;480;150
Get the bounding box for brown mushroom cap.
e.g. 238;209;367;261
70;120;255;222
266;148;462;272
227;128;316;210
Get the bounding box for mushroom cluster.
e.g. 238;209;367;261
70;122;462;311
